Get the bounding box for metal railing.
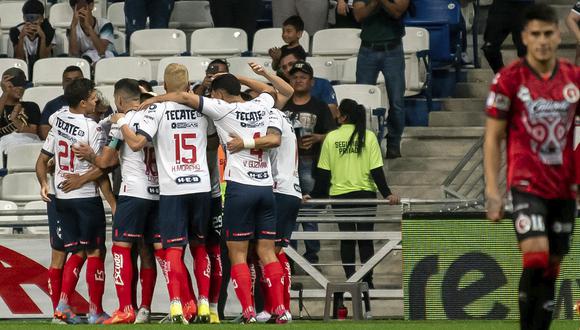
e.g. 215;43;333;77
441;135;506;203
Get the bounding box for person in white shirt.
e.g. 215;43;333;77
109;64;218;324
68;0;116;64
36;78;109;324
137;63;291;324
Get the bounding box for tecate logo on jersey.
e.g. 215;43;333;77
247;171;269;180
175;175;201;184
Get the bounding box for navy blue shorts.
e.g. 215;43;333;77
159;192;211;248
223;181;277;241
55;197;106;253
207;196;223;245
274;193;301;247
47;194;65;251
113;196;160;244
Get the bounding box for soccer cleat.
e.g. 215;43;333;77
103;308;136;324
51;317;67;325
134;307;151;324
209;309;220;324
88;311;110;324
275;311;292;324
196;298;210;323
256;310;272;323
54;303;83;325
242;315;257;324
169;299;188;324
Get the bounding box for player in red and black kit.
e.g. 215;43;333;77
484;4;579;330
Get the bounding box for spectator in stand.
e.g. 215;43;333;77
0;68;41;153
9;0;55;78
566;2;580;65
311;98;400;317
481;0;534;73
283;61;336;265
68;0;116;65
124;0;174;52
334;0;360;28
353;0;408;159
270;15;308;71
272;0;328;36
209;0;262;47
193;59;229;97
39;66;84;140
279;51;338;118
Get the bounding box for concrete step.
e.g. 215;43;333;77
386;157;467;172
464;69;494;84
453;82;490;98
390;185;444;199
403;126;485;138
401;138;477;157
387;171;447;186
440;98;486;112
429;111;486;127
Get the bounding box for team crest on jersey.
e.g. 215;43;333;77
148;104;157;110
515;214;531;234
486;91;510;111
563;83;579;103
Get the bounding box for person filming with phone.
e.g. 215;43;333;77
9;0;55;77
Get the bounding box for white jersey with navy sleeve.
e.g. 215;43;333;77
109;110;159;200
269;109;301;199
42;109;106;199
200;93;280;187
136;101;213;196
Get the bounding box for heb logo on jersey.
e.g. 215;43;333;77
147;186;160;195
236;110;266;128
247;171;269;180
175;175;201;184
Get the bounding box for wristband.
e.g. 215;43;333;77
116;117;128;127
243;137;256;149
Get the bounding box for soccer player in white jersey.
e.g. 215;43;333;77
72;79;160;324
36;78;109;324
139;66;291;324
110;64;218;324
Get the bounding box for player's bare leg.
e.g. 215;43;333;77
227;240;256;323
518;237;558;330
104;241;137;324
54;250;86;324
256;239;290;324
86;248;109;324
135;240;156;324
190;240;211;323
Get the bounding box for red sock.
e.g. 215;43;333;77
191;244;211;301
277;252;291;310
139;267;156;309
165;247;185;302
154;249;168;284
182;265;196;305
256;262;272;313
112;245;133;311
48;267;63;310
60;254;85;305
86;256;105;314
231;263;255;318
207;243;222;304
249;262;257;308
263;261;286;315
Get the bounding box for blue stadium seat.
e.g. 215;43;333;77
404;0;461;67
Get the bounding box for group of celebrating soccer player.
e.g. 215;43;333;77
36;61;299;324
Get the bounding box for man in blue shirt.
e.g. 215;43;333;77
39;66;84;139
278;51;338;119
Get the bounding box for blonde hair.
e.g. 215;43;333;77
164;63;189;93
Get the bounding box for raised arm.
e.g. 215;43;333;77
353;0;380;23
379;0;410;19
226;127;282;153
139;92;201;111
483;117;507;222
73;143;119;169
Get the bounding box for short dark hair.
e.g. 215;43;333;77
522;4;558;27
114;78;141;101
280;48;306;62
65;78;94;108
23;0;44;15
137;79;153;92
283;15;304;32
211;74;241;96
63;65;83;76
69;0;94;8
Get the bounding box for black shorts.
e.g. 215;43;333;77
222;181;276;241
207;196;223;245
113;196;160;244
274;193;301;247
56;197;106;253
47;194;65;251
511;188;576;256
158;192;211;248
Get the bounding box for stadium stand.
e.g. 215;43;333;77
22;86;63;111
94;56;152;85
32;57;91;86
189;27;248;57
0;2;24;55
311;28;360;58
156;56;211;84
402;27;430;97
252;27;310;56
0;58;28;79
95;85;116;111
305;56;338;82
227;56;274;83
21;200;48;235
129;28;187;58
0;200;18;234
106;1;125;33
6;143;43;173
168;0;214;32
1;172;41;202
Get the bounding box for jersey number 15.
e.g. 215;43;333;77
174;133;197;164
